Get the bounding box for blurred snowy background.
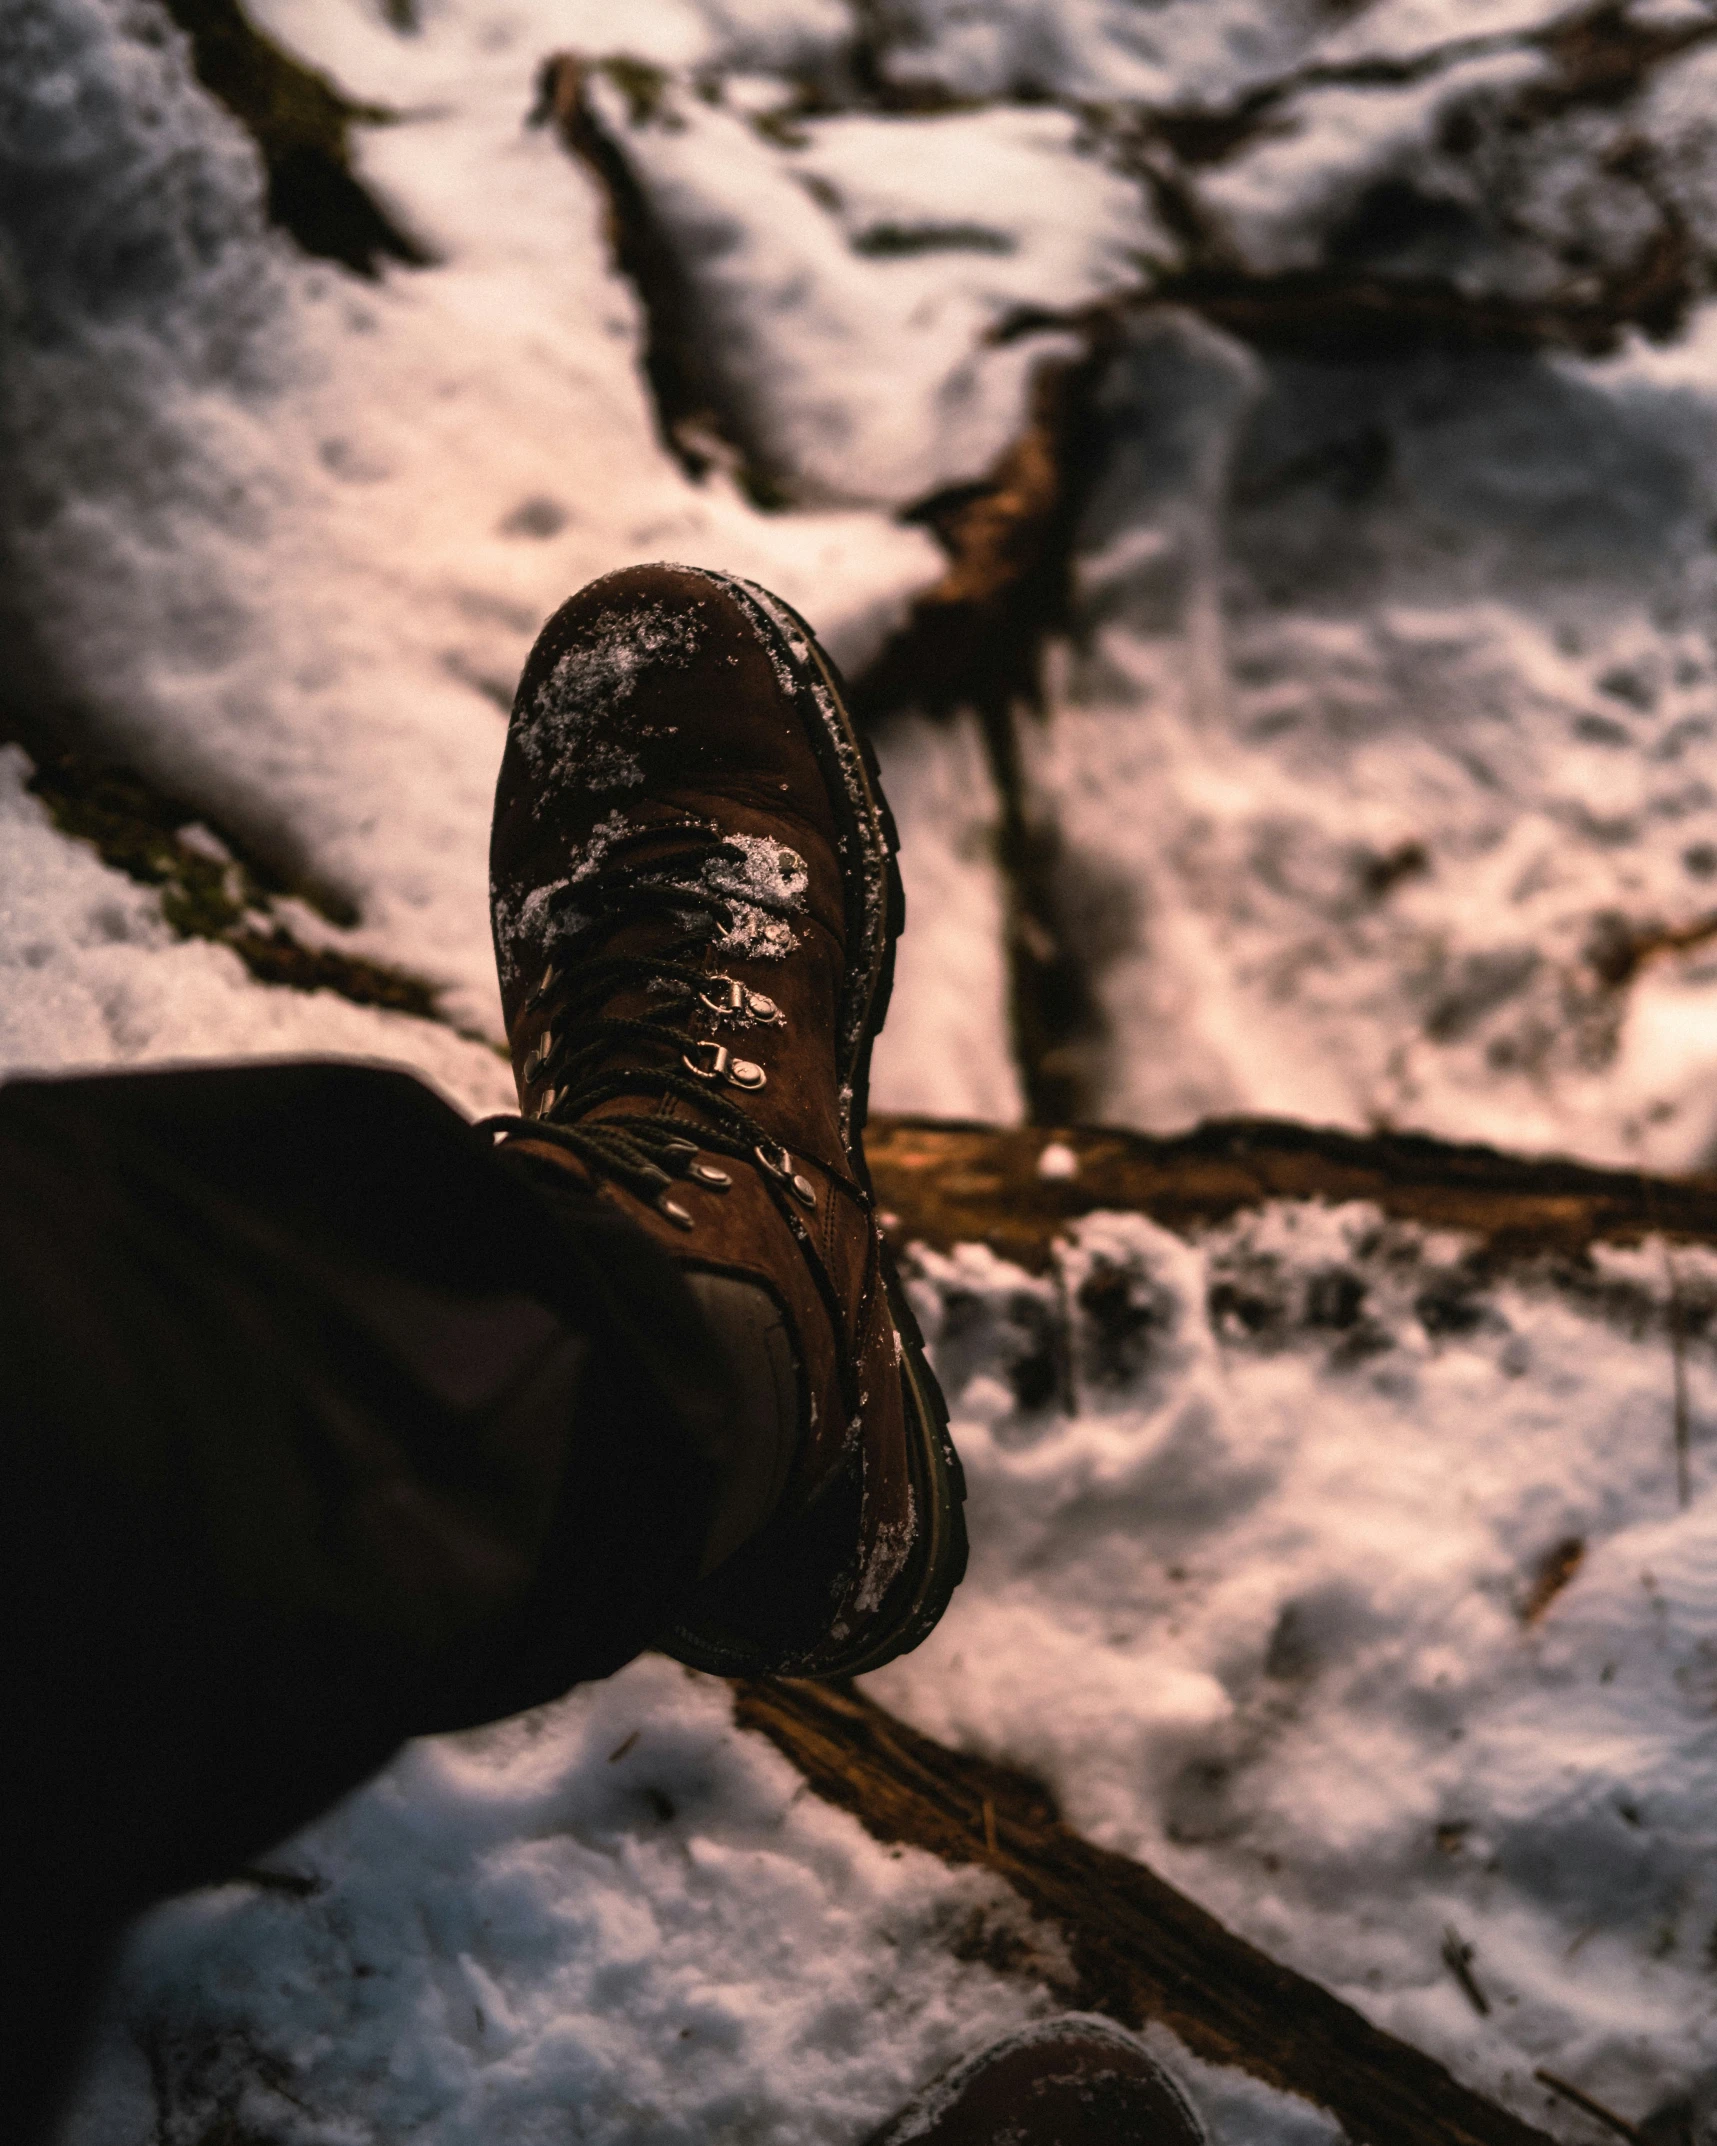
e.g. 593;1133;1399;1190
7;0;1717;2140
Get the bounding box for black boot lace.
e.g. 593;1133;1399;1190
482;820;884;1422
481;822;878;1369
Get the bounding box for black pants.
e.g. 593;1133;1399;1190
1;1062;729;2141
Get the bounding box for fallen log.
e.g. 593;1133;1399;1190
733;1677;1558;2146
867;1113;1717;1272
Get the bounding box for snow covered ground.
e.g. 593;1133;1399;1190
8;0;1717;2139
51;1191;1717;2146
883;1206;1717;2140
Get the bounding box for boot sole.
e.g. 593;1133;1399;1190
670;569;968;1681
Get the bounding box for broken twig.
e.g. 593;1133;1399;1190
1663;1245;1692;1512
732;1677;1556;2146
1533;2069;1640;2143
1441;1925;1492;2017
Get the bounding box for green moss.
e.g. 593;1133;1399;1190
227;926;441;1017
598;55;673;129
736;463;793;513
750;107;811;148
22;741;446;1022
28;751;263;928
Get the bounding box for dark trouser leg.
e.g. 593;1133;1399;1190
0;1062;729;2142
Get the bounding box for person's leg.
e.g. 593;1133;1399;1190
8;558;971;2138
2;1059;730;2139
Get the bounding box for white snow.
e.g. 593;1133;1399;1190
527;596;710;799
1193;51;1553;281
0;747;514;1117
1;0;939;1034
591;76;1151;505
12;0;1717;2138
870;714;1025;1126
843;0;1337;108
876;1209;1717;2135
1030;309;1717;1167
55;1658;1056;2146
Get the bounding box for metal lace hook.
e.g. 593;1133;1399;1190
683;1039;768;1090
755;1141;816;1206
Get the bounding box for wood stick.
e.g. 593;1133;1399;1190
1532;2071;1638;2143
867;1114;1717;1273
1663;1246;1692;1511
732;1676;1559;2146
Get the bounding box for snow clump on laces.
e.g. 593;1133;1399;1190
704;832;810;962
492;809;641;985
523;601;704;801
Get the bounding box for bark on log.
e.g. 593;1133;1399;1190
868;1113;1717;1273
733;1677;1558;2146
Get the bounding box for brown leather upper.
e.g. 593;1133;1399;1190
490;565;921;1670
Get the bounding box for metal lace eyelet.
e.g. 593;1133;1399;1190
689;1160;732;1188
521;1029;554;1083
699;975;785;1028
656;1192;695;1230
684;1041;767;1090
533;1087;557;1118
755;1142;816;1206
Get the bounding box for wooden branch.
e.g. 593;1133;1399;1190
732;1677;1558;2146
868;1113;1717;1273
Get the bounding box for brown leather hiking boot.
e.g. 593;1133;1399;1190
487;562;965;1677
865;2016;1209;2146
